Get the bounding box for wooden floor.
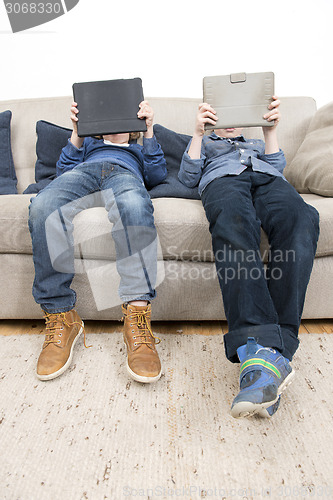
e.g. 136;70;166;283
0;318;332;336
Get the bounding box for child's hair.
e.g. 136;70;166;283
94;131;141;142
129;132;140;141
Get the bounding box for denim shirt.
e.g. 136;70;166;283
178;132;287;196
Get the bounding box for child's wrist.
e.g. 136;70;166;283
70;131;84;149
194;129;204;138
263;125;276;136
143;127;154;139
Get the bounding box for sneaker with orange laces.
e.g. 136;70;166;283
36;309;90;381
122;303;162;383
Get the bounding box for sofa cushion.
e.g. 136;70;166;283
149;124;200;199
1;194;332;263
23;120;72;194
0;110;17;195
284;101;333;196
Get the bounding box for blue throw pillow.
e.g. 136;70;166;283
23;120;72;194
149;124;199;199
0;110;17;194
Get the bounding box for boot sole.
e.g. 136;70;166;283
231;368;295;419
126;359;162;384
36;322;84;381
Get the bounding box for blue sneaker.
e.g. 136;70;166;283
235;340;282;418
231;338;295;419
257;396;281;418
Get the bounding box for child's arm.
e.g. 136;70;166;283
262;96;281;154
188;103;218;158
137;100;154;139
260;96;286;173
138;101;168;187
56;102;86;176
69;101;84;149
178;103;216;187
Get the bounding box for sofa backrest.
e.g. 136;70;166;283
0;95;316;194
0;96;73;193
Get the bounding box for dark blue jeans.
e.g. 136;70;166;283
28;162;158;313
201;169;319;363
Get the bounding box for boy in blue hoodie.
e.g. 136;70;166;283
29;100;167;384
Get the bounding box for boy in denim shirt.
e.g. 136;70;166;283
179;97;319;418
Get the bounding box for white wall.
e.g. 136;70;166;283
0;0;332;109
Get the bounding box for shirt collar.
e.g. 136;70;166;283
103;139;129;147
209;131;246;142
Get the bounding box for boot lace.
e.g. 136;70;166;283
125;309;161;348
43;312;92;349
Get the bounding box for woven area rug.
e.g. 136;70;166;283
1;332;333;499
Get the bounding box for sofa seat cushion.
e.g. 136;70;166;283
301;193;333;257
0;193;332;261
0;194;33;254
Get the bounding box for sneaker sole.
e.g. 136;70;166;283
126;359;162;384
257;407;274;418
36;322;84;381
231;368;295;419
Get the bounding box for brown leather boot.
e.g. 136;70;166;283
122;303;162;383
37;309;88;381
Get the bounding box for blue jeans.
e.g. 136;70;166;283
201;169;320;363
28;162;157;313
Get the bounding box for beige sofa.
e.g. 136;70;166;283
0;95;332;320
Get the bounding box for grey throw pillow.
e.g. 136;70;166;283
284;101;333;197
23;120;72;194
149;124;199;199
0;110;17;195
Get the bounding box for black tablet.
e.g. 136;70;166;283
72;77;147;137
